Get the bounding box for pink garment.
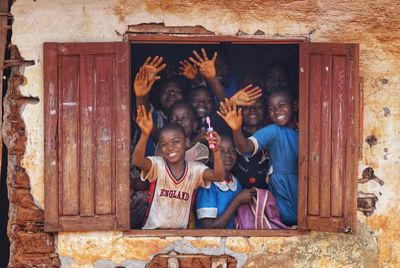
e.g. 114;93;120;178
235;188;289;230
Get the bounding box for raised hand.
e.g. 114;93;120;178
217;98;243;131
230;84;262;107
205;130;221;152
136;105;153;136
143;56;166;82
179;59;198;80
133;67;158;97
189;48;217;79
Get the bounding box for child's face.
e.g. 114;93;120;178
242;99;265;127
158;129;186;164
262;66;289;93
220;137;237;173
169;106;196;137
267;92;296;128
159;82;184;111
189;88;213;119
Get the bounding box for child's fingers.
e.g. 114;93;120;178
154;56;163;68
232;100;237;111
242;84;253;92
157;63;167;73
216;110;226;120
149;55;159;66
179;61;187;68
201;48;209;61
245;86;260;94
211;51;218;62
238;107;242;118
219;100;229;114
189;57;201;66
143;57;151;66
193;50;204;62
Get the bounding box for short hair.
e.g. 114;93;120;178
262;60;291;82
167;100;197;120
220;133;234;144
187;86;213;100
158;122;186;140
267;88;296;103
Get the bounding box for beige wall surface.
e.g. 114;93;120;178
11;0;400;267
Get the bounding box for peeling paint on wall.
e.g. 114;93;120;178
8;0;400;267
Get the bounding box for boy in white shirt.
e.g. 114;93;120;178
133;105;225;229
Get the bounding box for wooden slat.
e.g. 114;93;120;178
59;216;115;230
94;55;114;215
331;55;347;217
114;42;130;230
58;42;119;55
60;56;80;216
297;43;310;231
319;54;332;217
307;216;343;232
79;55;95;217
307;53;323;216
44;43;59;231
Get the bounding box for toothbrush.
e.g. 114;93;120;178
205;116;215;149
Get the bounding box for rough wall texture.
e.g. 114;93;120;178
3;46;60;267
7;0;400;267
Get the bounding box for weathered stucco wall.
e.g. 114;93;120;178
9;0;400;267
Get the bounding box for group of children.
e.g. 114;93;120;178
131;48;298;229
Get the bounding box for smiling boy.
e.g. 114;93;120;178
133;105;225;229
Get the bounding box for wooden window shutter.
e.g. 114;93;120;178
298;43;360;233
44;42;131;231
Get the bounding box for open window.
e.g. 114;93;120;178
44;37;360;234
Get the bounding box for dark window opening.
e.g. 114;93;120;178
130;42;300;231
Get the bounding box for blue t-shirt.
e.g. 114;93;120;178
195;177;242;229
249;124;298;226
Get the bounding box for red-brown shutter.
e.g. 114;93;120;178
298;43;359;233
44;42;131;231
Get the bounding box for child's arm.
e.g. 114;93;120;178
134;56;166;111
199;188;257;229
132;105;153;173
189;48;226;101
217;99;255;155
202;131;225;182
230;84;262;107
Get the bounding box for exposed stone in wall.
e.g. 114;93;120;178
8;0;400;267
2;45;60;267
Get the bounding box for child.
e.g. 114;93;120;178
133;105;225;229
167;100;209;163
196;134;256;229
261;60;290;98
187;86;214;124
217;89;298;226
231;98;269;189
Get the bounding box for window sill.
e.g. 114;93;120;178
125;229;307;237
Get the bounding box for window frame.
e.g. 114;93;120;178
43;34;360;236
127;34;306;237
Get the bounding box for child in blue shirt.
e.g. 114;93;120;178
218;89;298;226
196;134;256;229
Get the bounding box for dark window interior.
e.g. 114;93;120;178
131;43;299;106
130;43;299;230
